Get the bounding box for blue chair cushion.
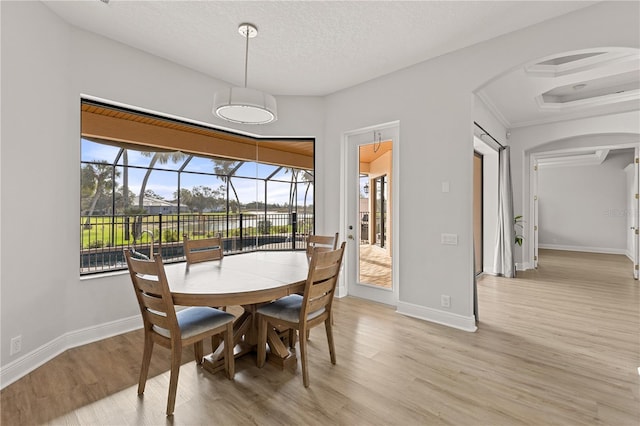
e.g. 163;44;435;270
256;294;325;324
153;307;234;339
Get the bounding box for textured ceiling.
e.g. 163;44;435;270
43;1;595;97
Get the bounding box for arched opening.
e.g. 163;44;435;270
472;46;639;325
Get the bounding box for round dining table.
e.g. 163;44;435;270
165;250;310;373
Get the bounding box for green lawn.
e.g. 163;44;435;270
80;213;311;249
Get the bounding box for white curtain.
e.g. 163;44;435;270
494;146;516;278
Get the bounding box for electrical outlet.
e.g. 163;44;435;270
10;335;22;355
441;295;451;308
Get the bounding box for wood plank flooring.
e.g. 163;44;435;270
1;249;638;425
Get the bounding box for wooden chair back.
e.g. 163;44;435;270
300;242;346;324
124;250;179;340
183;235;224;265
305;232;339;259
124;248;235;416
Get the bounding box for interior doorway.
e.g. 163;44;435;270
473;134;499;275
529;144;639;279
473;152;483;275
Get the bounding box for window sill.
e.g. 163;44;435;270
80;269;129;281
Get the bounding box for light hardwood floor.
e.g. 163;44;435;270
1;249;638;425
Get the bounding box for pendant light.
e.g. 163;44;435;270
213;23;277;125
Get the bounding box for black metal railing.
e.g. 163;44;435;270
80;212;312;274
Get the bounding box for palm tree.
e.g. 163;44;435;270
287;168;300;215
301;170;313;231
138;151;188;211
121;150;129;213
81;162;118;229
133;151;187;239
212;159;242;213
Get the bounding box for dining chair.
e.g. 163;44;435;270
183;234;224;265
305;232;339;260
304;232;340;329
183;234;228;313
124;249;235;416
256;242;346;387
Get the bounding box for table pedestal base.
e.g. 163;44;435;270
202;341;297;374
203;304;298;374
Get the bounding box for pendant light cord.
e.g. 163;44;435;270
243;24;249;88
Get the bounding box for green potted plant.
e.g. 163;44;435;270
514;215;524;246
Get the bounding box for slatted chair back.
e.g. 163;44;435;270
256;242;346;387
123;248;235;416
300;242;346;324
183;234;224;265
125;250;180;339
305;232;339;259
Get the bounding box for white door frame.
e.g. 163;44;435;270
633;147;639;279
339;121;400;305
528;142;639;277
529;155;539;269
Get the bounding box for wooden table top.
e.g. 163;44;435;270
166;251;309;306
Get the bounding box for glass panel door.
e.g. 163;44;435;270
374;175;388;249
344;123;399;306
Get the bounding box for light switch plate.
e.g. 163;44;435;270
441;233;458;245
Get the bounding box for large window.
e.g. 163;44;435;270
80;101;314;274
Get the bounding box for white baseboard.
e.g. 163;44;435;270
482;266;497;275
516;262;533;271
538;244;626;255
396;301;477;332
0;315;141;390
626;250;634;262
335;285;347;298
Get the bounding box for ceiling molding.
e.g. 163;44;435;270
536;149;610;168
509;104;640;129
524;50;636;78
480;45;640;129
476;91;512;129
535;89;640;111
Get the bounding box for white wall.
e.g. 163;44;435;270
538;151;632;254
1;0;73;383
2;0;639;386
324;2;639;329
0;1;325;387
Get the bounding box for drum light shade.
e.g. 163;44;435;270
213;87;277;124
213;23;277;125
